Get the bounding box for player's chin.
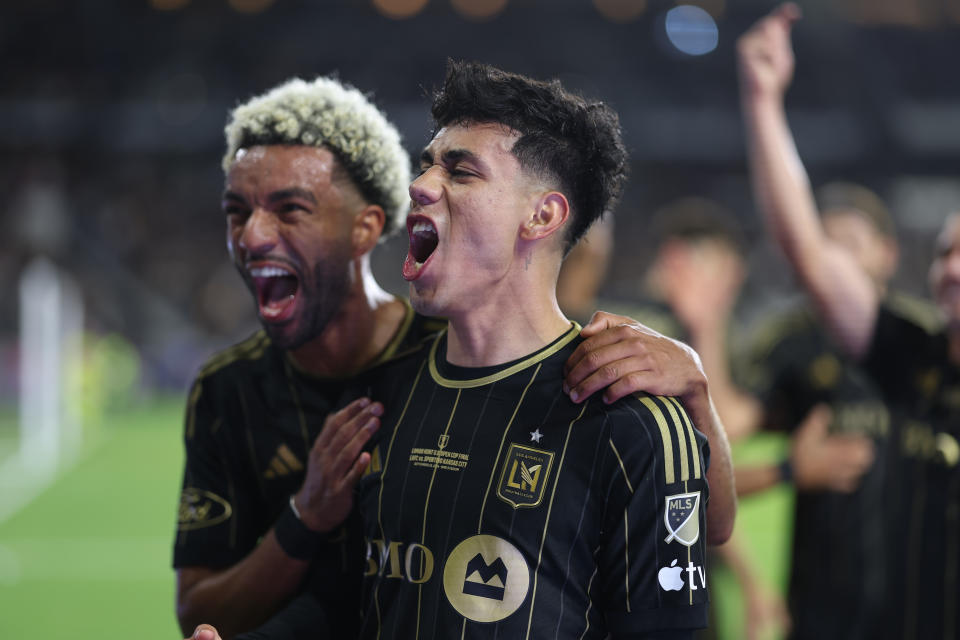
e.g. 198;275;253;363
260;317;305;350
408;284;444;318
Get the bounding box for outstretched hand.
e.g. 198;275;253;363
294;397;382;532
563;311;706;405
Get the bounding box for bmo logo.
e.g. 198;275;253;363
442;535;530;622
367;534;531;623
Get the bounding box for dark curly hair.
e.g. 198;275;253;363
430;60;629;251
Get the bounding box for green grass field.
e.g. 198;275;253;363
0;399;792;640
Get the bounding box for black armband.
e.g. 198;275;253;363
274;496;338;561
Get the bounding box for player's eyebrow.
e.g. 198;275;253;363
419;148;486;171
222;189;246;204
266;188;318;204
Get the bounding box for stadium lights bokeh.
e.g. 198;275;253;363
373;0;429;19
665;4;719;56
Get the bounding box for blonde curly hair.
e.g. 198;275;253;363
223;77;410;237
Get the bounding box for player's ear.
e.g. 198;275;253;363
352;204;386;257
519;192;569;242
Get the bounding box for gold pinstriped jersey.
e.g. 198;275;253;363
173;300;444;570
355;324;710;639
864;303;960;640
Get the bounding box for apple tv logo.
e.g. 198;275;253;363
658;559;706;592
658;559;684;591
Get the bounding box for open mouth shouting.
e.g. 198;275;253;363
248;263;301;322
403;216;439;281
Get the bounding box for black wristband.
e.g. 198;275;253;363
274;496;325;561
777;458;794;485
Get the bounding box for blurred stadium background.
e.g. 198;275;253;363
1;0;959;638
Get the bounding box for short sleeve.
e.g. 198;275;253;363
598;395;710;636
173;376;253;568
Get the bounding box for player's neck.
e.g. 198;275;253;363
290;258;405;377
445;285;570;368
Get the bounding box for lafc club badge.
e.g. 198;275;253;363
664;491;700;546
497;443;554;508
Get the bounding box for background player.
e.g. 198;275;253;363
739;4;960;637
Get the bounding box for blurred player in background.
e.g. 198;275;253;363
739;4;960;638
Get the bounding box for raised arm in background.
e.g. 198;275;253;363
738;2;879;358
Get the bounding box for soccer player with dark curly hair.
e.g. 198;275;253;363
303;61;721;639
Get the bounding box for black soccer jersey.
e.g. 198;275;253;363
355;324;710;639
863;303;960;640
173;299;443;570
745;302;893;640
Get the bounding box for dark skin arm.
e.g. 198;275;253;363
176;398;381;639
562;311;736;544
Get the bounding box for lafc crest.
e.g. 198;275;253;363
496;443;554;508
664;491;701;546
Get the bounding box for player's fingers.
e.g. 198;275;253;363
323;404;382;469
192;625;222;640
796;404;832;440
578;311;636;338
600;371;663;405
327;412;380;479
832;436;874;467
316;397;371;449
564;335;651;392
340;451;372;491
567;354;648;404
565;324;630;375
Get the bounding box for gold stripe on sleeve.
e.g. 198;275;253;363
660;397;689;482
608;440;634;494
667;396;702;480
638;395;675;485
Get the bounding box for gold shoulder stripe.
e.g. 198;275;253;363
886;291;943;334
666;396;701;480
637;395;675;485
659;397;690;482
198;331;270;378
202;331;268;373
